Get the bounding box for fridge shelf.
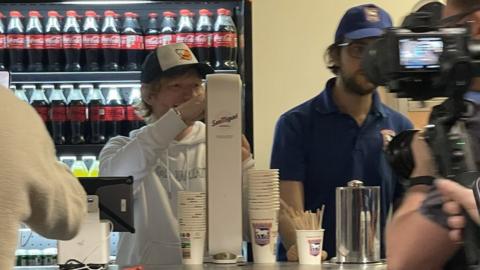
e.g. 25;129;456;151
11;69;238;84
55;144;105;157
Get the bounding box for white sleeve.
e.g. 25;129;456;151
99;109;187;180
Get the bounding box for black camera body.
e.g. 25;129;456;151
363;15;476;100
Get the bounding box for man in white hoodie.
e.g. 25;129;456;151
99;43;253;265
0;85;87;269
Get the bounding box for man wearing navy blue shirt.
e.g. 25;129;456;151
271;4;413;260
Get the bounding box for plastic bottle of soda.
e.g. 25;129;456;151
67;87;87;144
30;87;50;131
0;12;7;71
194;9;213;65
48;86;67;144
82;10;100;71
13;86;29;103
7;11;25;72
159;11;177;47
124;86;143;135
213;8;238;70
105;87;125;139
176;9;195;48
71;158;89;177
144;12;159;52
101;10;121;71
121;12;144;71
25;11;45;72
86;86;106;144
63;10;82;71
45;11;63;72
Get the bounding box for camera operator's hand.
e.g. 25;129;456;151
175;86;205;125
436;179;480;242
410;132;437;178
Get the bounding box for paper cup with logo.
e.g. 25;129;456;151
249;209;279;263
296;229;324;265
180;230;206;265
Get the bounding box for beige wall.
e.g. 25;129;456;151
251;0;430;168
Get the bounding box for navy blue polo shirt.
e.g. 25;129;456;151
271;78;413;259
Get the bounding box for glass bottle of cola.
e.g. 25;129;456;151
86;86;106;144
63;10;82;71
105;87;125;139
7;11;25;72
121;12;144;71
45;11;63;72
101;10;121;71
145;12;159;52
194;9;213;66
67;87;87;144
213;8;238;70
176;9;195;48
159;11;177;47
48;86;67;144
26;10;45;72
82;10;101;71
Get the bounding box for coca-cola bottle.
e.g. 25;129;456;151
30;87;50;131
7;11;25;72
25;11;44;72
105;87;125;139
48;87;67;144
0;12;6;71
13;86;29;103
213;8;238;70
63;10;82;71
194;9;213;65
159;11;176;47
101;10;121;71
67;87;87;144
45;11;63;72
86;86;106;144
82;10;100;71
121;12;144;71
124;86;143;135
144;12;159;52
176;9;195;48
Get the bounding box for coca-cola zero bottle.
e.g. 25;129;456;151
121;12;144;71
159;11;176;47
63;10;82;71
45;11;63;72
82;10;100;71
144;12;159;52
26;10;44;72
213;8;238;70
7;11;25;72
176;9;195;48
194;9;213;66
101;10;121;71
48;86;67;144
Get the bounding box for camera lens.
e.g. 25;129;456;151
385;129;420;181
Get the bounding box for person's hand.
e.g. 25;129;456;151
175;86;205;125
241;135;251;161
410;132;437;178
436;179;480;242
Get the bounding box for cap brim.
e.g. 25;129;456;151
344;28;385;41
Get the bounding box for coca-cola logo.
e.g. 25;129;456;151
102;34;120;44
214;34;233;43
175;48;193;60
7;37;24;44
83;35;100;44
177;34;194;44
63;35;82;44
45;35;61;43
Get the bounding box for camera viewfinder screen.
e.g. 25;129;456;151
399;37;443;70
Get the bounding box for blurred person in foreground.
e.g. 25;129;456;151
0;85;87;269
99;43;254;265
271;4;413;260
386;1;480;269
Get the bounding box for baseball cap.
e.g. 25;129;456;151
335;4;392;44
141;43;214;83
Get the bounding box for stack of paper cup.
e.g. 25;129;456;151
177;191;207;265
247;169;280;263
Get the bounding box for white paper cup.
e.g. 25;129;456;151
180;230;206;265
296;229;324;265
249;210;279;263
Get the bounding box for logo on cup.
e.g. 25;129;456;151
211;113;238;128
253;222;271;246
308;239;322;256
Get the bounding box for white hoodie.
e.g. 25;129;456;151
99;109;253;265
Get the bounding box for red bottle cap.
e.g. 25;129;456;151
48;10;60;17
179;9;191;16
66;10;78;17
29;11;41;17
199;9;210;16
148;12;158;18
163;11;176;17
85;10;97;17
217;8;228;15
104;10;115;17
9;11;22;17
124;12;135;17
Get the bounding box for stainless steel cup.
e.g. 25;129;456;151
335;180;380;263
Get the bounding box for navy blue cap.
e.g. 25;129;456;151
335;4;392;44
